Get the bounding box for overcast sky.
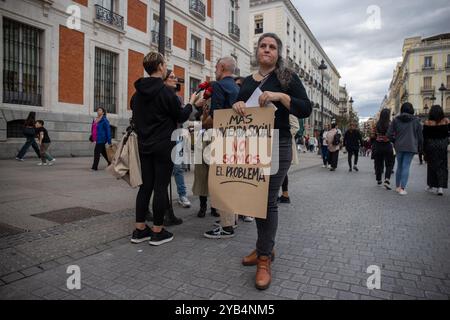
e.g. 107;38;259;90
291;0;450;118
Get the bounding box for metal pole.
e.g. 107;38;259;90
158;0;166;55
441;91;444;107
321;71;324;130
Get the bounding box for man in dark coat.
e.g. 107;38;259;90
343;123;363;172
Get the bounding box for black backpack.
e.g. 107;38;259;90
332;131;341;146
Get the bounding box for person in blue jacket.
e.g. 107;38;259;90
90;107;112;171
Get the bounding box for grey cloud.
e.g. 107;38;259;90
292;0;450;116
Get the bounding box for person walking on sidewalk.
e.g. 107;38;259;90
326;123;342;171
16;112;41;161
343;122;363;172
90;107;112;171
232;33;312;290
320;124;330;168
35;120;54;166
423;105;449;196
201;57;241;239
130;52;200;246
373;109;395;189
387;102;423;196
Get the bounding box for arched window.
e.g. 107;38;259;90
7;120;25;138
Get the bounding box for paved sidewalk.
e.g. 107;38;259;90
0;151;321;280
1;153;449;300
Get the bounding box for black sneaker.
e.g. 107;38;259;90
210;208;220;217
384;180;392;190
149;228;174;246
277;196;291;204
204;226;235;239
353;166;359;172
197;206;206;218
349;168;353;172
214;220;239;229
131;226;152;244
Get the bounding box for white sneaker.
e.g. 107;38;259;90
244;216;254;222
399;189;408;196
47;162;54;166
426;186;435;193
50;158;56;162
15;157;24;162
437;188;444;196
178;196;191;208
37;162;46;166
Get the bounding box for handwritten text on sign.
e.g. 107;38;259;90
209;107;276;219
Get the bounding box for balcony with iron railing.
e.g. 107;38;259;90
94;4;124;30
422;63;435;70
189;0;206;20
446;62;450;69
229;22;240;41
255;27;264;34
190;48;205;64
151;31;172;50
421;86;435;94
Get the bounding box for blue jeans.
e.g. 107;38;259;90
321;145;329;166
173;164;186;198
17;137;53;161
396;152;415;189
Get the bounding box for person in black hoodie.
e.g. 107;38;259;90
130;52;201;246
343;122;363;172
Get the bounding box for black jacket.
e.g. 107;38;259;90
343;129;363;151
131;77;192;155
236;72;312;138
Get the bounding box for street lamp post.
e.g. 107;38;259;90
439;83;447;107
158;0;166;55
430;92;437;107
318;60;327;131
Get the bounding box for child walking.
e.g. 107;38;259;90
35;120;54;166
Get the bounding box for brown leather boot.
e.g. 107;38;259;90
255;256;272;290
242;249;275;266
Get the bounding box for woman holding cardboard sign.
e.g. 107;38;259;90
232;33;312;290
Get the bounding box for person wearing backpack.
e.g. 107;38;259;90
326;122;342;171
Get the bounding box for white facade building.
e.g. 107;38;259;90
0;0;250;158
249;0;341;136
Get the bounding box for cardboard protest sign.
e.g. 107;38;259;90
208;107;275;219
